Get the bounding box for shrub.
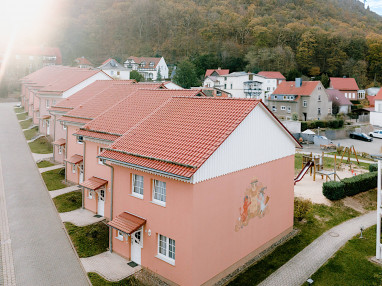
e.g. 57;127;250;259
307;121;316;129
369;164;378;172
315;120;326;128
342;171;377;196
323;181;346;200
301;121;308;132
294;198;312;221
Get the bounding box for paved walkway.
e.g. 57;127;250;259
81;252;141;281
27;134;43;143
60;208;105;227
32;152;53;162
49;185;79;198
259;211;376;286
0;103;89;286
39;164;64;173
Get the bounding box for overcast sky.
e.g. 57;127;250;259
365;0;382;15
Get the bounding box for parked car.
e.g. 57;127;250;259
369;130;382;139
349;132;373;142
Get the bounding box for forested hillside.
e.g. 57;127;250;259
55;0;382;87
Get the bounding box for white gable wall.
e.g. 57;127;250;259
62;72;111;98
192;104;296;183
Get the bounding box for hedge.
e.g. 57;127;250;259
323;181;345;200
301;119;344;132
369;164;378;172
342;171;377;196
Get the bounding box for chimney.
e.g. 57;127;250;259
295;78;302;88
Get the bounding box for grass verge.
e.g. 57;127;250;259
14;107;24;113
41;168;66;191
88;273;144;286
20;118;32;129
16;112;28;120
53;191;82;212
24;126;38;140
228;202;359;285
65;222;109;258
28;137;53;154
303;226;381;286
37;160;55;168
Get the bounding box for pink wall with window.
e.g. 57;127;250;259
52;117;67;163
65;125;84;184
107;154;294;286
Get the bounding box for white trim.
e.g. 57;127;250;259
116;230;124;241
131;174;144;198
152;180;166;206
156;234;175;266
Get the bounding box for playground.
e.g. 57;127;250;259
294;147;370;205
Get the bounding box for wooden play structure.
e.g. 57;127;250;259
338;145;359;166
294;152;340;184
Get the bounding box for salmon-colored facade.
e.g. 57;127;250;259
105;155;294;286
65;125;85;184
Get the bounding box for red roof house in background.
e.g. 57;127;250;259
74;57;93;68
329;77;362;101
205;68;230;77
257;71;286;80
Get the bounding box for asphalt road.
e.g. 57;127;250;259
0;103;89;286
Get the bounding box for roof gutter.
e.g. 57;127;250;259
102;160;114;253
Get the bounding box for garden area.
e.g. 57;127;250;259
37;160;56;168
16;112;28;121
88;273;143;286
53;191;82;212
14;106;24;113
20;118;32;129
41;168;66;191
28;137;53;154
24;126;38;140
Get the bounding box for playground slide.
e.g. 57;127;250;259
294;161;314;184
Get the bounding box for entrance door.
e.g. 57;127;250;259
131;228;142;264
97;189;105;216
79;164;84;184
46;120;50;135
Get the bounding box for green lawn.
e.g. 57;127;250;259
28;137;53;154
14;107;24;113
53;191;82;212
329;151;375;162
23;126;38;140
16;112;28;120
37;160;55;168
88;273;144;286
20;118;32;129
303;226;382;286
65;222;109;258
229;202;359;285
41;168;66;191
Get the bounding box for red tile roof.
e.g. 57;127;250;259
100;97;260;178
257;71;286;80
75;57;92;66
52;138;66;146
77;89;204;140
80;176;107;190
375;88;382;101
59;83;165;124
108;212;146;235
66;154;83;165
127;56;161;69
330;77;359;91
326;89;352;106
273;81;320;96
205;69;230;77
102;58;114;65
367;95;376;107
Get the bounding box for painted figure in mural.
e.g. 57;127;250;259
235;177;270;231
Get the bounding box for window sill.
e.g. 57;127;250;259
115;236;123;241
150;200;166;207
130;193;143;200
155;254;175;266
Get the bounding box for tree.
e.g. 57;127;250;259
296;31;317;73
173;60;200;89
320;73;330;88
130;70;144;82
286;69;302;81
156;69;162;81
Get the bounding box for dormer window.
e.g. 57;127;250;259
140;62;146;67
149;62;154;67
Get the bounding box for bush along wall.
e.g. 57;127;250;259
301;119;344;132
342;171;377;197
323;181;346;200
369;164;377;172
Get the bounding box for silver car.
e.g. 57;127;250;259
369;130;382;139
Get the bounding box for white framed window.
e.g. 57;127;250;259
318;94;321;101
152;180;166;206
318;107;321;115
52;99;56;106
58;146;62;155
272;106;277;112
281;106;286;111
345;92;348;98
353;93;356;99
62;124;66;130
116;230;124;241
77;136;83;144
303;100;307;107
98;147;105;165
267;87;271;91
132;174;144;199
157;234;175;265
88;190;93;199
328;107;331;114
46;99;50;108
283;96;287;100
72;164;76;174
273;95;277;100
287;106;291;113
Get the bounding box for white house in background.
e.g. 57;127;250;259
98;58;130;80
202;71;285;103
370;89;382;126
163;81;183;89
123;56;169;80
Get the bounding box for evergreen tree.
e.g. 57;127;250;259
173;60;200;89
130;70;144;82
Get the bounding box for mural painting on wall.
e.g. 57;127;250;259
235;177;270;231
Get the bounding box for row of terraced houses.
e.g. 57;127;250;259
20;65;301;286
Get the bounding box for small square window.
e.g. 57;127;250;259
77;136;83;144
98;147;105;165
287;107;291;113
281;106;286;111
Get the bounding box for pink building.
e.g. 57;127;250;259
20;66;111;136
76;95;299;285
59;82;166;184
329;77;361;100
